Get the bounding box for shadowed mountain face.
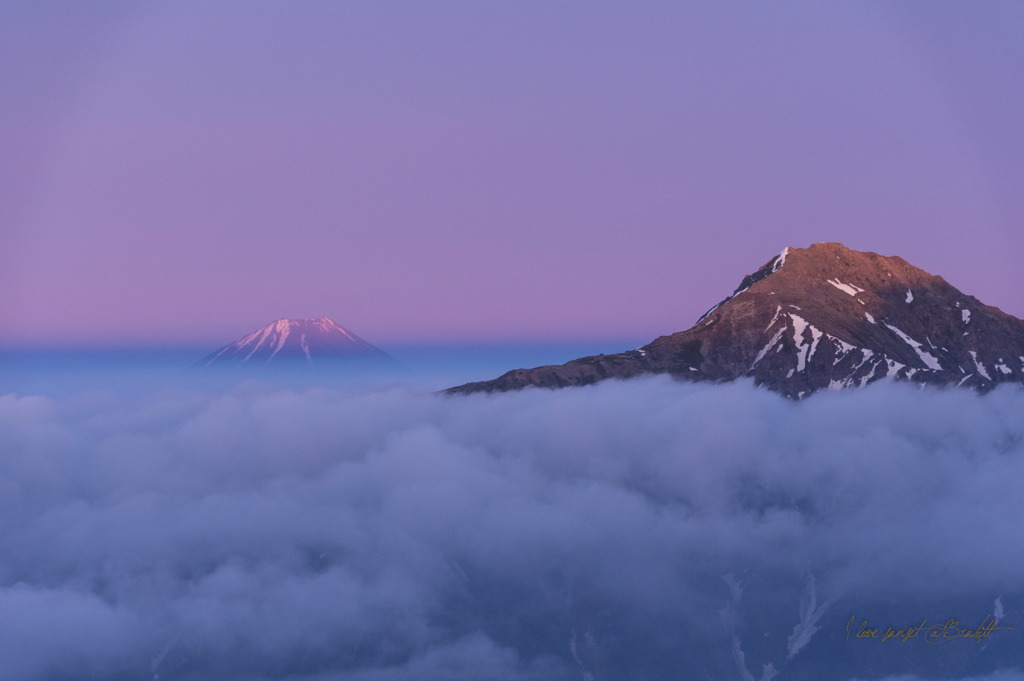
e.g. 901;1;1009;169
202;317;393;368
448;243;1024;398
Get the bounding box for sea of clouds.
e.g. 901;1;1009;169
1;369;1022;681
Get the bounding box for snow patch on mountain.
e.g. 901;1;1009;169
883;323;942;370
830;338;857;366
881;357;907;378
789;314;823;373
970;351;991;380
772;247;791;272
753;327;787;369
826;279;864;296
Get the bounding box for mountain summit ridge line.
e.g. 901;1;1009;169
446;242;1024;398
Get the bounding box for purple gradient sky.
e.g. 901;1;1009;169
3;1;1023;348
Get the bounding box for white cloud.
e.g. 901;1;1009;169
1;376;1022;680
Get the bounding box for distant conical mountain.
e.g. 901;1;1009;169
202;317;393;368
447;243;1024;398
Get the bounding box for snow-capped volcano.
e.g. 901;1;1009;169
448;242;1024;397
202;318;392;367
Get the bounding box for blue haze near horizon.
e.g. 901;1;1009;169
0;340;648;397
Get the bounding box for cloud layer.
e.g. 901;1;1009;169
1;376;1022;680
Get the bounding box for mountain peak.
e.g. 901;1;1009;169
448;243;1024;398
203;317;392;368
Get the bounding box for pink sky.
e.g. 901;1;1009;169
3;1;1023;347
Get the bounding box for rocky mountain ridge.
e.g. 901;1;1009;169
447;243;1024;398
